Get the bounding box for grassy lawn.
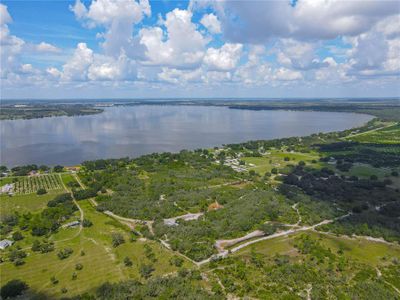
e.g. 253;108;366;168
315;232;400;266
242;150;320;175
0;200;194;298
346;163;391;179
0;190;64;217
61;174;77;186
0;177;14;185
233;235;296;257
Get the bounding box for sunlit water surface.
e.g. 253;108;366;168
0;105;373;166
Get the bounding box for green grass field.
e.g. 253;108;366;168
345;163;392;178
0;199;194;298
61;174;76;187
0;177;14;185
242;150;320;175
233;235;296;257
348;123;400;144
0;190;64;218
234;231;400;267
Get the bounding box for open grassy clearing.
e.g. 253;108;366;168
61;174;76;186
233;231;400;266
0;199;194;298
231;234;296;257
0;191;64;218
242;150;320;175
315;232;400;266
348;123;400;144
0;177;14;185
0;233;124;298
332;163;399;181
345;163;391;178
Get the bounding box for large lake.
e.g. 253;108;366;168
1;105;373;166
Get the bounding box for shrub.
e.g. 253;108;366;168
139;264;155;279
53;165;64;172
67;181;80;188
14;258;25;266
82;219;93;227
111;233;125;248
75;263;83;270
37;188;47;195
259;223;279;235
73;188;97;200
0;280;28;299
31;240;41;252
9;250;27;262
370;175;378;181
32;240;54;253
124;257;133;267
169;255;184;267
47;193;72;207
178;268;189;277
12;231;23;241
57;248;73;260
40;242;55;253
50;276;59;285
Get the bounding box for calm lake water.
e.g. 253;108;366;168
0;105;373;166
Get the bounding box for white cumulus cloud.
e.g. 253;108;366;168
61;43;94;81
217;0;400;42
200;13;221;34
204;43;243;71
139;8;208;68
274;68;303;81
71;0;151;57
36;42;60;53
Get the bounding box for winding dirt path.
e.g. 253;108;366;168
195;213;351;266
56;174;84;242
214;202;302;253
71;173;398;269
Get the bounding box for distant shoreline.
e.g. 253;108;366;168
1;98;398;121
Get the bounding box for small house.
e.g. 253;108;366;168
0;239;13;250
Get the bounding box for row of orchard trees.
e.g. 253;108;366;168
13;174;62;194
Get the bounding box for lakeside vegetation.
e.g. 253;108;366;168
0;111;399;299
0;103;103;120
1;98;399;121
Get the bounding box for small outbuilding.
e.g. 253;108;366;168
0;184;13;194
63;221;80;228
0;239;14;250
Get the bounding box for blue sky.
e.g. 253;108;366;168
1;0;399;99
